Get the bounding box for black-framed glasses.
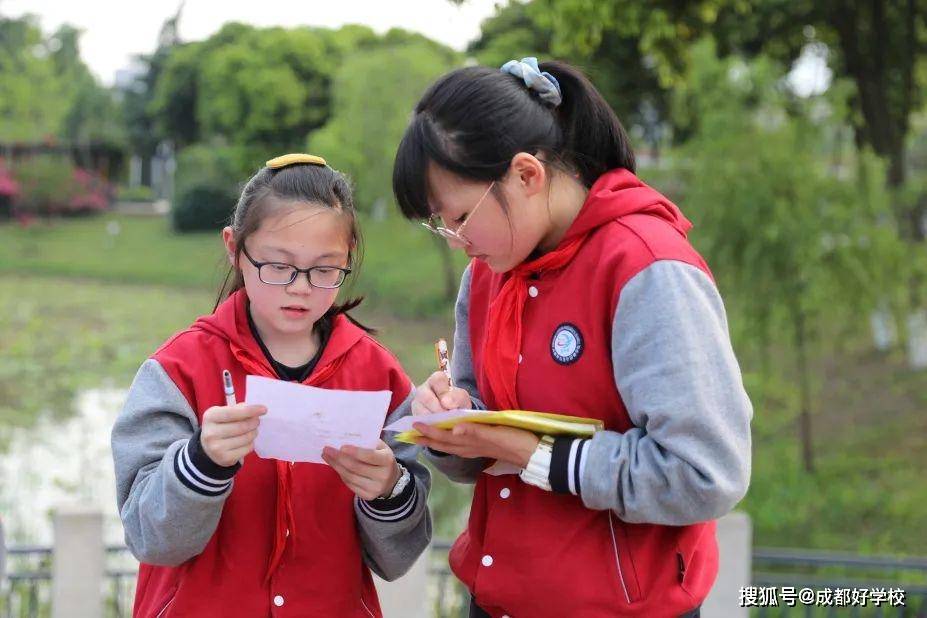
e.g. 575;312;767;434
241;245;351;289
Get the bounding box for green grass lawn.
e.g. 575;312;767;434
2;214;926;553
0;213;468;318
742;348;927;554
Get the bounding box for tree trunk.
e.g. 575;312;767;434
832;0;914;199
793;301;815;473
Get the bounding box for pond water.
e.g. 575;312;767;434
0;387;126;545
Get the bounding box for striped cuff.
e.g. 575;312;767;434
357;478;417;522
174;430;238;496
550;437;590;496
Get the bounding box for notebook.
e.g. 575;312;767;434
384;408;603;444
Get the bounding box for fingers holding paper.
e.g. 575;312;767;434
322;440;402;501
412;422;539;469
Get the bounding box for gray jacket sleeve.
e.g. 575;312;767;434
422;263;490;484
111;359;234;566
355;386;433;581
548;260;753;525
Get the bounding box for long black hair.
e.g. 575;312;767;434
392;60;635;220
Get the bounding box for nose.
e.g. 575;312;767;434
446;236;469;250
286;272;313;294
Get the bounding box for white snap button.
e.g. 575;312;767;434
273;595;285;607
518;354;523;364
481;554;494;567
528;286;539;297
500;487;511;499
285;528;290;537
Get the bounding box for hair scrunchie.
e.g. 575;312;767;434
500;57;562;107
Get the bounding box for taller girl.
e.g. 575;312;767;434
393;58;752;617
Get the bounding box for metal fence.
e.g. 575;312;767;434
3;543;926;617
0;544;140;618
1;545;51;618
751;548;927;617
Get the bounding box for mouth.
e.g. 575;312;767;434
281;306;310;317
466;253;488;260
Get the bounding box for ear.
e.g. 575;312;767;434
221;226;237;266
509;152;547;198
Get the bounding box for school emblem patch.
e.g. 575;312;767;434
551;323;583;365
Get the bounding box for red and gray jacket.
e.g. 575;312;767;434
428;168;753;617
112;290;432;617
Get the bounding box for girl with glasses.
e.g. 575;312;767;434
112;154;431;616
393;58;752;617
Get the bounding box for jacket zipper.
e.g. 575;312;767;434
608;511;633;604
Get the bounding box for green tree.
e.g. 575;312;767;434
50;25;126;159
122;4;186;176
506;0;927;237
150;23;383;153
308;41;458;209
0;14;68;141
0;15;124;148
308;40;461;301
673;40;909;472
467;1;670;150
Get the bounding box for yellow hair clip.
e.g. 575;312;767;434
265;153;327;169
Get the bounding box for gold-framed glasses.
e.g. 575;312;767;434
421;182;495;245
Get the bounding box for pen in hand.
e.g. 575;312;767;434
435;338;453;389
411;340;471;417
222;369;237;405
222;369;247;466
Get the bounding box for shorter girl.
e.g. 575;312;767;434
112;154;431;617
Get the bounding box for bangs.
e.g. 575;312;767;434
392;115;433;220
392;112;503;221
393;66;532;221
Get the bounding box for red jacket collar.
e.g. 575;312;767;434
564;168;692;242
192;289;366;379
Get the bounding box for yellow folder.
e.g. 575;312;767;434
395;409;603;444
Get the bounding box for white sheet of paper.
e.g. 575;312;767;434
246;375;392;463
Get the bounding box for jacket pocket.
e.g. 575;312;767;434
676;528;707;600
360;597;377;618
154;589;178;618
607;511;642;604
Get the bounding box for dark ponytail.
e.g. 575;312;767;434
540;61;635;187
392;59;634;220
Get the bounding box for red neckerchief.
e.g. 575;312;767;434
481;234;587;410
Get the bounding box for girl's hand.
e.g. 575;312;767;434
412;422;540;468
322;440;402;501
411;371;472;415
200;404;267;467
